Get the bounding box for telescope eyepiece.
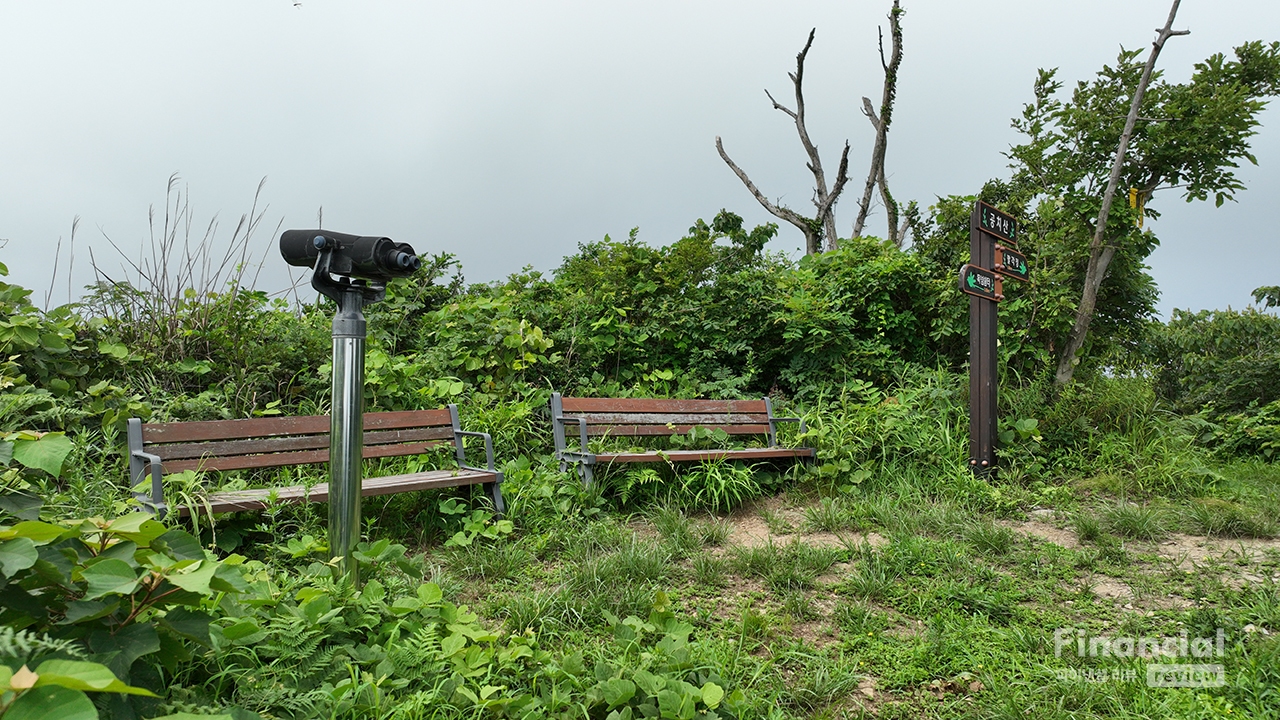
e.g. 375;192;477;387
393;251;419;270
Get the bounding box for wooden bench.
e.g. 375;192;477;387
127;405;503;517
549;393;814;485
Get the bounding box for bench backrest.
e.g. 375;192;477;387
550;394;779;451
129;407;460;475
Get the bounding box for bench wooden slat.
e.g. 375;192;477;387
593;448;816;464
178;467;497;516
153;426;456;461
574;424;771;438
559;398;768;413
566;412;769;425
142;409;453;444
161;440;448;473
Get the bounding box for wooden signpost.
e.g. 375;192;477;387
966;201;1027;475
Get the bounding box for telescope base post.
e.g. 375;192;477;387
329;285;367;584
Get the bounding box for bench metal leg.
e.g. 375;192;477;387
487;481;505;516
577;463;594;487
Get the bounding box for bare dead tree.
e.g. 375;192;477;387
717;29;850;254
852;1;906;246
1054;0;1188;387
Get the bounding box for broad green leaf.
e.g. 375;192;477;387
80;558;138;600
166;559;218;594
221;620;263;642
156;630;193;674
39;333;68;352
60;599;120;625
440;632;466;657
6;520;70;544
601;678;637;708
390;597;422;615
33;659;157;696
300;594;331;624
159;608;213;646
0;490;42;520
656;688;689;720
417;582;442;605
0;440;12;466
153;529;204;561
361;578;386;604
103;514;167;545
700;682;724;708
89;623;160;678
0;537;38;577
3;685;97;720
98;540;138;566
632;669;664;696
295;587;326;604
12;325;39;347
149;715;233;720
12;432;73;477
210;563;248;593
97;342;129;359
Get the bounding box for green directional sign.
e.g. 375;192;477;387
958;264;999;301
977;201;1017;244
994;246;1029;281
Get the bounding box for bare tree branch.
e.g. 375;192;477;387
853;1;905;246
1055;0;1187;386
716;136;819;252
783;29;843;248
764;89;798;120
716;29;851;254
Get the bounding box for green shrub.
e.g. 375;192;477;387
768;237;942;393
0;496;245;717
1147;307;1280;416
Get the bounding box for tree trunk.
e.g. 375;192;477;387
853;1;904;244
1054;0;1188;386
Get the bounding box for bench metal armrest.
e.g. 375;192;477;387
554;416;589;455
768;416;807;446
131;450;167;517
454;429;496;471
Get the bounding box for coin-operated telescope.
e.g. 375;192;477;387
279;230;422;583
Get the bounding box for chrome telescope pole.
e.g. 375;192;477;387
328;283;367;583
304;247;385;585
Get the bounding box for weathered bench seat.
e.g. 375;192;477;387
550;394;814;485
128;405;503;517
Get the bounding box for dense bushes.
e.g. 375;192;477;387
4;206;1280;507
1147;306;1280;416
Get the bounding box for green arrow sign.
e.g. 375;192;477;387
994;246;1029;281
958;264;999;301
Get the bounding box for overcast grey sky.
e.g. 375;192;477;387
2;0;1277;317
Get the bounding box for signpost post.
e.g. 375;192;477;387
966;201;1026;476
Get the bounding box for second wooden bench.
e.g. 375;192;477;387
550;393;814;485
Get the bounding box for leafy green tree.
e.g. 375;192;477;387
1253;285;1280;310
1001;37;1280;383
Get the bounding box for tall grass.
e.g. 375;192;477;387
83;174;280;364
